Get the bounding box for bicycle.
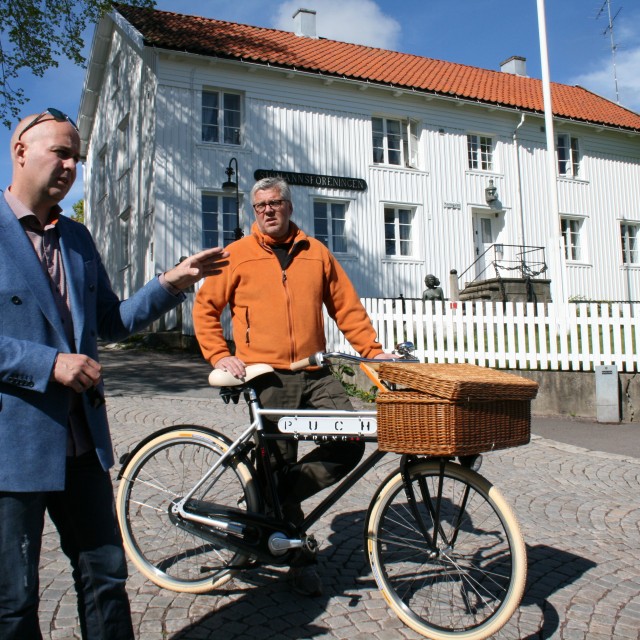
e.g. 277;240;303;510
115;345;527;640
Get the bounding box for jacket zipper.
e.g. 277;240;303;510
282;269;297;364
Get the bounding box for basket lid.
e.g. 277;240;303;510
378;363;539;401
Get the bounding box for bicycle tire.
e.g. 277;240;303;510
116;426;259;594
365;459;526;640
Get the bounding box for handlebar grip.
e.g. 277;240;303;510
290;356;312;371
290;353;320;370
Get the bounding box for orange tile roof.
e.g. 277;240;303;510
114;4;640;132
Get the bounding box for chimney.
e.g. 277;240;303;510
500;56;527;77
293;8;317;38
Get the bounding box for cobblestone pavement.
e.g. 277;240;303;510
38;349;640;639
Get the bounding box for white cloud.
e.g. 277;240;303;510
571;9;640;114
274;0;401;50
572;45;640;114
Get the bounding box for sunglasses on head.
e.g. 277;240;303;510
18;108;79;141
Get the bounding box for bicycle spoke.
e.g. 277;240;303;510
366;461;526;638
117;429;258;593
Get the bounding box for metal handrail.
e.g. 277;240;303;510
457;244;547;286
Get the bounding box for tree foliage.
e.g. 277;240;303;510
71;199;84;223
0;0;154;128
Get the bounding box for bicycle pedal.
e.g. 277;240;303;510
304;534;319;554
302;534;320;556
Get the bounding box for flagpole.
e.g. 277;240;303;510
536;0;566;302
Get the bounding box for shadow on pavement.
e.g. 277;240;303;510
168;509;381;639
166;510;599;640
520;544;597;639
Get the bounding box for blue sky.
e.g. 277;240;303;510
2;0;638;213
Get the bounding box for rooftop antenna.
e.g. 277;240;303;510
597;0;622;103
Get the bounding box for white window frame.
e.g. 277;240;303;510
561;216;584;262
384;205;415;257
201;192;240;248
557;134;580;176
372;117;419;168
621;222;640;265
467;134;494;171
313;199;349;253
201;89;242;145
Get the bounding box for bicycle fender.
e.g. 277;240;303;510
117;425;233;479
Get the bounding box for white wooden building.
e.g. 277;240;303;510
78;4;640;334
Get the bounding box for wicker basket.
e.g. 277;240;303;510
377;363;538;402
376;391;531;456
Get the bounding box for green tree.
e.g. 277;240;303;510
71;199;84;224
0;0;154;128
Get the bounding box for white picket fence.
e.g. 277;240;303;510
323;299;640;372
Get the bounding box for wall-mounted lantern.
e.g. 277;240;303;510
222;157;243;240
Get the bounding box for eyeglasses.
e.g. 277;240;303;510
18;108;79;141
252;199;289;214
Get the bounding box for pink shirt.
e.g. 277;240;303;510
4;188;93;456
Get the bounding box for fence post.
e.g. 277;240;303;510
449;269;459;301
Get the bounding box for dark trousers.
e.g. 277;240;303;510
254;369;366;509
0;452;134;640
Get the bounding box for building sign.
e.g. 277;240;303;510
254;169;367;191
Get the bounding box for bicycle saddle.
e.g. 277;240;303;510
208;364;274;388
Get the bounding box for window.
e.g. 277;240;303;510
111;52;121;95
372;117;418;167
117;118;129;178
97;146;107;200
313;200;348;253
119;209;131;271
384;206;414;256
202;90;242;144
561;217;583;261
202;193;238;248
557;134;580;176
467;134;493;171
117;118;130;214
621;223;640;265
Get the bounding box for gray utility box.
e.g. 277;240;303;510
595;365;620;423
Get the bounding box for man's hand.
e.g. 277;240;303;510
164;247;229;291
373;352;397;361
214;356;246;379
51;353;102;393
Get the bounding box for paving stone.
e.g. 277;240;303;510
35;348;640;639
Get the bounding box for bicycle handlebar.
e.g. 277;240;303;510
290;351;416;371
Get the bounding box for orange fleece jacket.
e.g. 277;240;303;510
193;222;383;369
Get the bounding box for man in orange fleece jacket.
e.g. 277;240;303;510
193;176;393;596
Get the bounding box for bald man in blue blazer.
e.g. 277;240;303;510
0;108;228;640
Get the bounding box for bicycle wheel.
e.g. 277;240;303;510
365;459;526;640
116;426;259;594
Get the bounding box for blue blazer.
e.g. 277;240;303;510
0;197;185;491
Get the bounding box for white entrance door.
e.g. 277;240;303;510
472;213;496;279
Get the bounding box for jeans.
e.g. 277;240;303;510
0;452;134;640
